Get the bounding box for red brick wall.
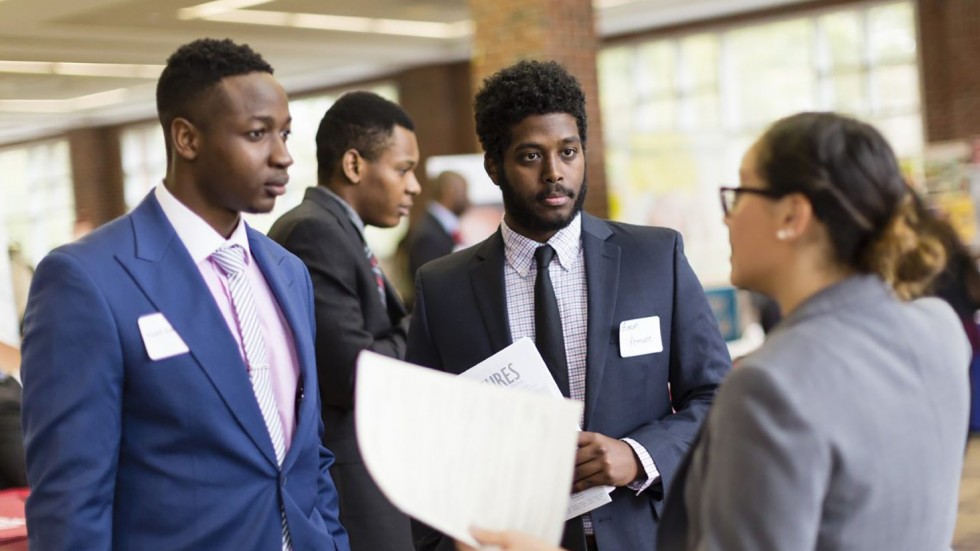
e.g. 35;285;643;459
395;61;478;224
918;0;980;142
67;127;126;229
469;0;609;218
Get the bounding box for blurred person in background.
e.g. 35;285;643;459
0;341;25;490
405;170;470;280
268;90;420;551
913;194;980;432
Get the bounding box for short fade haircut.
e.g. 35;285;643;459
474;60;588;164
315;91;415;184
156;38;273;153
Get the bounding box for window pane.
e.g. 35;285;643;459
872;63;919;114
868;1;917;63
825;71;868;115
821;11;863;70
596;0;920;286
635;98;676;132
0;140;74;267
874;113;923;158
681;34;718;90
598;46;635;142
727;18;816;129
635;41;675;99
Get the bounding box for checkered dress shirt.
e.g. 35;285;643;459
500;214;659;535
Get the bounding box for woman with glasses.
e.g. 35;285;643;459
657;111;968;550
458;112;969;551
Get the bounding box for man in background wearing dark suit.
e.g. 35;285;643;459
405;170;469;280
406;60;730;551
268;91;420;551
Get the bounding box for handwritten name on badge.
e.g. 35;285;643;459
138;312;190;361
619;316;663;358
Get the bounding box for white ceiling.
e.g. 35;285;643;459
0;0;808;145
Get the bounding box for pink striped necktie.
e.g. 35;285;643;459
211;244;292;551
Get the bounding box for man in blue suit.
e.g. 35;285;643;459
406;61;730;551
20;38;350;551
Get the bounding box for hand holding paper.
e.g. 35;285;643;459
458;339;615;519
355;350;582;548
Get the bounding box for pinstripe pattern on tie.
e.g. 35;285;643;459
211;244;292;551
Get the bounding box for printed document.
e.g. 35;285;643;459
355;350;581;547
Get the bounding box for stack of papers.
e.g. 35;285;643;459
355;339;613;548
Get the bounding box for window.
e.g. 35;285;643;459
598;0;920;284
0;139;75;267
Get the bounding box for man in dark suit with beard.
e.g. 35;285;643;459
406;60;730;551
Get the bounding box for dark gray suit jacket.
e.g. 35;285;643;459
406;210;455;281
407;213;731;551
268;186;414;551
659;275;969;551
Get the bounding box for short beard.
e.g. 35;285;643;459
499;170;588;236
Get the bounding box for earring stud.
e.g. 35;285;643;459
776;229;793;240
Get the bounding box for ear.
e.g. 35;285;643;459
484;154;500;187
341;149;363;185
775;193;815;242
171;117;200;161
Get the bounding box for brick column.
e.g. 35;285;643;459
469;0;609;217
67;127;126;229
396;60;478;225
918;0;980;142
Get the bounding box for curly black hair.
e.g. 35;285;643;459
315;91;415;184
156;38;273;152
474;60;587;164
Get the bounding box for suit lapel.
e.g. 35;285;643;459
309;187;407;320
247;228;315;472
582;214;620;428
116;195;279;467
470;231;512;353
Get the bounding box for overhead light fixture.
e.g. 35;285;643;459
0;88;131;113
186;7;473;39
177;0;273;20
592;0;640;7
0;60;162;79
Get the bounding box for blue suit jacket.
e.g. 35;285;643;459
20;193;350;551
406;213;731;551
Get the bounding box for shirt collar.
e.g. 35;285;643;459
501;212;582;277
316;185;367;238
154;183;251;265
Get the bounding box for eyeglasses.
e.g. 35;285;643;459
719;186;786;216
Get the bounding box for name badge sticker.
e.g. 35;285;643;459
138;312;190;361
619;316;663;358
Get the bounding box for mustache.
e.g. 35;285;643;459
536;184;574;201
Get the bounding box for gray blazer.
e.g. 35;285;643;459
659;275;969;551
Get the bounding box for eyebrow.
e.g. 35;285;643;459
249;115;292;125
513;136;582;150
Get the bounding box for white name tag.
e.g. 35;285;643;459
619;316;663;358
138;313;190;361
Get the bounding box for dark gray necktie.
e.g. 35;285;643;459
534;245;585;551
534;245;571;398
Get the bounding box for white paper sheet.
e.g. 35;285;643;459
355;351;582;547
458;338;614;520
